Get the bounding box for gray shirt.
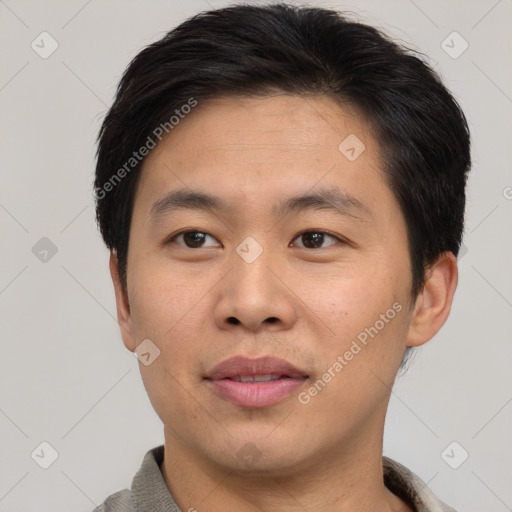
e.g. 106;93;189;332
92;445;457;512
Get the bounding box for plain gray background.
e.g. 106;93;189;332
1;0;511;511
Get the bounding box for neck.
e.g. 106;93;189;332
160;427;412;512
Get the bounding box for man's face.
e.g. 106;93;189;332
118;94;416;473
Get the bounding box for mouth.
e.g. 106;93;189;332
227;374;294;382
204;356;309;408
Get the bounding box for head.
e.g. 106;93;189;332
95;3;470;475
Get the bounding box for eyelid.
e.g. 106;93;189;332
290;230;344;248
166;229;221;248
165;229;348;249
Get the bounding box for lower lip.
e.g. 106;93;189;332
207;378;307;408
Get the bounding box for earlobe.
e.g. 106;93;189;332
406;251;458;348
109;251;136;352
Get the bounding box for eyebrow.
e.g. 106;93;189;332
150;187;372;222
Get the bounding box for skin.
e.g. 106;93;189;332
109;94;458;512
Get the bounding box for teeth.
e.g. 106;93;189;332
231;374;281;383
254;374;280;382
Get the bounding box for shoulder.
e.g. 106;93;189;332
91;489;133;512
91;444;169;512
383;456;459;512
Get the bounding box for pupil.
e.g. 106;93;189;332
303;232;323;248
184;232;205;248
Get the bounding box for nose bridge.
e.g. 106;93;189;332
213;235;297;331
231;235;277;301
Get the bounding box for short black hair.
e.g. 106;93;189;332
95;2;471;303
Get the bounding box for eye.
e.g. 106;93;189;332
168;230;220;249
291;230;342;249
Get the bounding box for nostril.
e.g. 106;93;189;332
227;317;239;325
266;317;278;323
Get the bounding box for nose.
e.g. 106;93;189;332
213;244;297;333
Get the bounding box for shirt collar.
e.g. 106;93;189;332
131;445;455;512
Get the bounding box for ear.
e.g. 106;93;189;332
109;251;136;353
406;251;458;347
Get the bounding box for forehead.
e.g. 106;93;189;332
145;94;373;162
134;94;393;219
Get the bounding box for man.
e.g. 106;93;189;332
93;3;470;511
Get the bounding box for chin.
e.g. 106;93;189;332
202;431;310;473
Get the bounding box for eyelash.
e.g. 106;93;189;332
166;229;345;249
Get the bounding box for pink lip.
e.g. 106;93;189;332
205;356;308;408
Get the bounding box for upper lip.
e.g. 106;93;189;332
205;356;308;380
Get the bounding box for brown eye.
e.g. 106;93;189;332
292;231;340;249
170;231;219;248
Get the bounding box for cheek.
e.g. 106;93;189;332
127;268;210;365
130;259;195;322
304;263;410;377
304;263;403;328
299;303;409;432
128;272;210;419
